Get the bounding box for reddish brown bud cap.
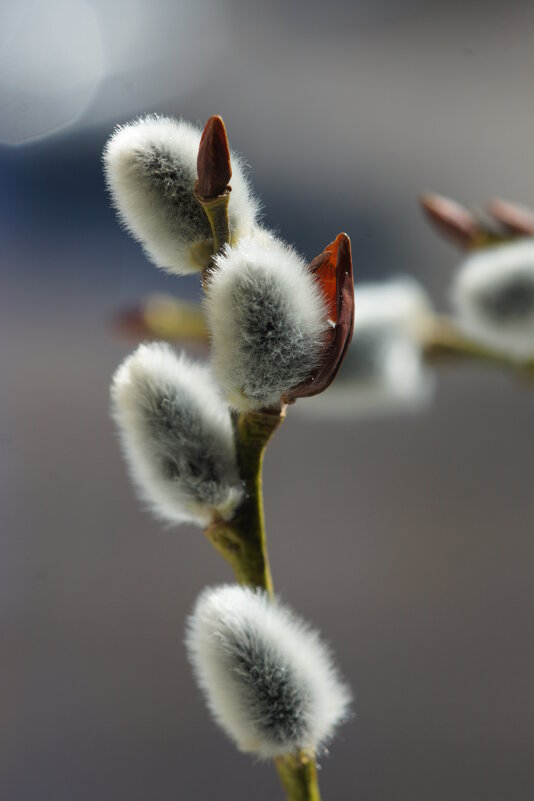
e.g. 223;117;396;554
286;233;355;401
420;193;479;250
487;198;534;237
196;115;232;200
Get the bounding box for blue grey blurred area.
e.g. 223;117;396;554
2;1;534;799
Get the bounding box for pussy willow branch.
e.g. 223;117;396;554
197;192;323;801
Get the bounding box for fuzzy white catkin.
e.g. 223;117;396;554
301;278;434;418
111;343;243;526
103;115;259;275
185;585;351;759
204;233;330;411
452;239;534;360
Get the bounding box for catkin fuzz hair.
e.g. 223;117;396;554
103;115;259;274
111;343;243;526
205;234;330;410
186;584;351;759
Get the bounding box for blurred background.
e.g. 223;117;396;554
2;1;534;799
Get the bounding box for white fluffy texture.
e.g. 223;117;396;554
452;239;534;360
111;343;243;526
301;279;434;418
205;234;330;410
103;115;259;275
185;585;351;759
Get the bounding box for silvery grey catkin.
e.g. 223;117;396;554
111;343;243;526
103;115;259;275
204;233;330;410
452;239;534;360
186;584;351;759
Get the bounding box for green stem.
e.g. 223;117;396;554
205;408;284;595
275;754;323;801
204;407;323;801
197;192;231;255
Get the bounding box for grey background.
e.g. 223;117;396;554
2;1;534;799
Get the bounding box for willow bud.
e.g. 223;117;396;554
111;343;243;526
103;115;258;275
186;585;351;759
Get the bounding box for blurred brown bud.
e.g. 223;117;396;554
286;233;355;401
196;115;232;200
420;193;479;250
113;306;149;340
487;198;534;237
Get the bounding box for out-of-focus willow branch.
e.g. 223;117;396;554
421;315;534;377
113;296;534;382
